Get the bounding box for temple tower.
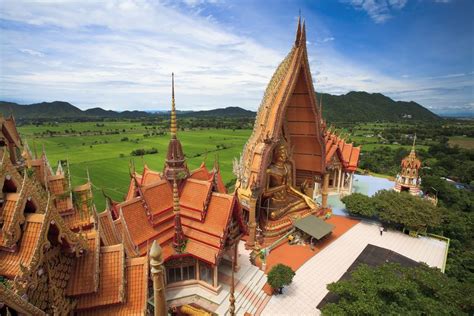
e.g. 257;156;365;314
394;136;421;195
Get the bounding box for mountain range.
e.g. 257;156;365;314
0;91;439;122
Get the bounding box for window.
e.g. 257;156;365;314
166;264;195;284
199;262;213;285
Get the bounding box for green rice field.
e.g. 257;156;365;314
18;122;251;210
17;120;427;210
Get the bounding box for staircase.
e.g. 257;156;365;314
215;263;269;316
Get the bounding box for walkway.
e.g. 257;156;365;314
261;221;447;316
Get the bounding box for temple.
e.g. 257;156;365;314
394;136;421;195
97;74;246;297
234;18;360;246
0;115;150;315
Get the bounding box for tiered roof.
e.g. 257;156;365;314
0;119;150;315
98;75;245;266
401;137;421;170
236;18;360;197
324;132;360;172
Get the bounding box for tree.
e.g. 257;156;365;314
267;264;295;294
322;263;472;315
373;190;441;232
341;193;376;217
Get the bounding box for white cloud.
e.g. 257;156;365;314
19;48;44;57
0;0;470;114
0;0;282;110
345;0;407;23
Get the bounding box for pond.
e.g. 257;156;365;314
315;174;395;216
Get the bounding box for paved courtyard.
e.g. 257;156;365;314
261;221;448;316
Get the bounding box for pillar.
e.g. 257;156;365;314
150;241;167;316
233;240;239;272
322;173;329;209
349;172;354;193
196;259;200;280
213;265;218;288
333;169;337;188
337;168;342;192
246;199;257;249
228;242;237;316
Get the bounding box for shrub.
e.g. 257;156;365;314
267;264;295;294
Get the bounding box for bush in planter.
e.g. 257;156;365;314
267;264;295;294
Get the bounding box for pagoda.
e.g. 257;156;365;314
394;136;421;195
96;74;246;297
0;115;150;315
234;18;360;246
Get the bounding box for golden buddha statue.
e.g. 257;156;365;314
262;140;316;220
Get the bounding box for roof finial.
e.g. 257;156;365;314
301;19;306;44
172;178;185;252
170;73;177;139
295;15;302;46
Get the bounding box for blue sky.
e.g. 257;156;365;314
0;0;472;115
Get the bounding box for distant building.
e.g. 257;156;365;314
394;136;421;195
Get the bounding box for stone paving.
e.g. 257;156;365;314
261;221;448;316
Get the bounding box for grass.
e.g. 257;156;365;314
18;120;432;210
448;136;474;150
18;122;251;210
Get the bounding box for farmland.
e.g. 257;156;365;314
18;121;251;210
17;119;473;210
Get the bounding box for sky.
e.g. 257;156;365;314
0;0;472;115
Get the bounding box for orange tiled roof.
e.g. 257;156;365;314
186;239;219;265
48;175;65;195
120;198;160;246
62;208;93;231
66;230;100;296
141;165;162;185
142;180;173;216
180;178;212;214
181;193;234;238
0;214;44;279
97;208;120;246
77;256;148;316
0;193;21;247
324;133;360;172
114;216;138;257
76;244;125;310
189;162;210;181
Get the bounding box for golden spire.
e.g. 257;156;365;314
295;15;302;46
170;73;177;139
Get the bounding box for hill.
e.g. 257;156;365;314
320;91;439;122
0;91;439;122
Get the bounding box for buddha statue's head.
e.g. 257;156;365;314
275;142;288;163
